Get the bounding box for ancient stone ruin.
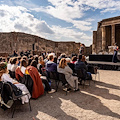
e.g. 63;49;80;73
92;16;120;54
0;32;91;57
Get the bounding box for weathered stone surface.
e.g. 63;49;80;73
0;32;91;56
93;16;120;54
0;32;92;57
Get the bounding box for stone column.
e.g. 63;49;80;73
102;26;106;51
92;31;97;54
111;24;115;46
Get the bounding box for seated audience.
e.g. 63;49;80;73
15;59;27;81
17;56;21;66
30;60;55;94
46;54;57;72
53;56;57;64
37;56;45;75
75;54;92;80
27;58;32;66
81;55;87;65
26;60;44;98
57;58;79;91
7;58;12;71
34;55;39;64
0;58;2;62
66;58;75;73
57;53;66;64
44;55;48;64
22;56;28;62
11;57;18;72
71;56;77;64
29;55;34;60
0;62;31;104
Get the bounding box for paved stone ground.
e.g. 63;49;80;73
0;70;120;120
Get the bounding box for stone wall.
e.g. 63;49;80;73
0;32;87;57
92;16;120;54
85;45;92;56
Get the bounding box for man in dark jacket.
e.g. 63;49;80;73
75;54;92;80
75;55;87;70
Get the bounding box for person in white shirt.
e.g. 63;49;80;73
7;58;12;71
0;62;31;104
11;57;19;72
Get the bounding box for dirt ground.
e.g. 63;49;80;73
0;70;120;120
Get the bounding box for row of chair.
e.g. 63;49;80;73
47;66;100;93
47;69;91;93
0;81;31;118
3;67;100;118
0;71;32;118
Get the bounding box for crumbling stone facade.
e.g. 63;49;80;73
0;32;83;56
92;16;120;54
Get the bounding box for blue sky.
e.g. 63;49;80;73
0;0;120;46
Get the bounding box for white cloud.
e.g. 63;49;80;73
31;1;92;31
31;0;120;32
14;23;32;33
72;20;92;31
35;21;54;34
49;25;92;45
0;5;54;36
0;0;119;46
0;4;92;46
77;0;120;12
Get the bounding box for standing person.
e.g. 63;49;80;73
112;43;119;63
79;44;84;55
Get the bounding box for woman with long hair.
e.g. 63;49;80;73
15;59;27;81
57;58;79;91
37;56;45;75
0;62;31;104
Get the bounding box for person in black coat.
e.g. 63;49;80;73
75;54;92;80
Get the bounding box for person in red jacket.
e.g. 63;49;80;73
26;65;44;99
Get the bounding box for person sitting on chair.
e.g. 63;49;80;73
57;58;79;91
11;57;19;72
15;59;27;81
7;58;13;72
46;54;57;72
0;62;31;104
71;56;77;64
31;60;55;94
27;60;55;96
75;54;92;81
37;56;45;75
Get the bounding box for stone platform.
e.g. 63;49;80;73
87;61;120;71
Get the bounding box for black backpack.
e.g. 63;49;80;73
6;82;22;96
19;74;33;96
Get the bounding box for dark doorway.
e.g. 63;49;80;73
106;25;111;48
115;24;120;47
32;44;35;51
